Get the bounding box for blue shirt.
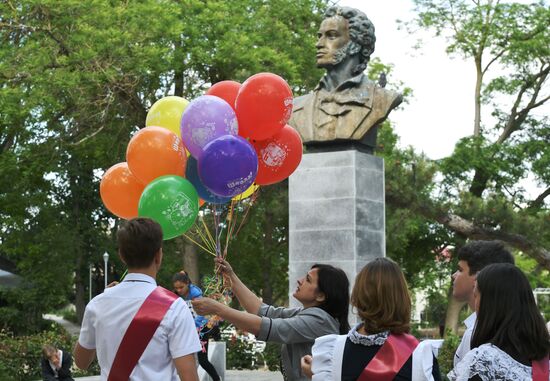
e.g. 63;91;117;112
183;284;208;328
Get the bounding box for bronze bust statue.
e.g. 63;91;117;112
289;6;402;152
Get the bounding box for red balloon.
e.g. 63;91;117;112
252;125;303;185
236;73;293;141
206;80;241;111
100;162;145;219
126;126;187;185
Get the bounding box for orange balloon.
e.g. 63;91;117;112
126;126;187;185
100;162;145;219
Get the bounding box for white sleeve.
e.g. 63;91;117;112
312;334;346;381
78;301;96;350
168;298;202;358
412;339;442;381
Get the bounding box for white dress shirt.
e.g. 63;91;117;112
78;273;201;380
454;312;477;367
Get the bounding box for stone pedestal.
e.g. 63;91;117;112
288;150;385;308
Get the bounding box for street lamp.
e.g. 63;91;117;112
103;252;109;290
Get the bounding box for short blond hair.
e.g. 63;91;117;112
42;344;57;359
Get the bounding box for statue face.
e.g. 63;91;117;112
316;16;351;68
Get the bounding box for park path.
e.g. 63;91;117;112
73;370;283;380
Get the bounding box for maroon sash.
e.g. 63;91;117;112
532;356;549;381
357;333;419;381
108;286;178;381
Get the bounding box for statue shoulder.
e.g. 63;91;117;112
364;78;402;110
293;93;314;111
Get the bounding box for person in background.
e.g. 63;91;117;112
451;240;515;367
301;257;441;381
41;344;74;381
173;271;221;381
192;257;350;381
448;263;550;380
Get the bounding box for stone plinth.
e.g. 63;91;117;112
288;150;385;308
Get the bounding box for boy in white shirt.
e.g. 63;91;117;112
74;218;201;380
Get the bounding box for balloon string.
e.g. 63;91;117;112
195;223;217;253
200;214;216;251
224;201;236;252
183;233;216;256
233;188;259;238
213;204;221;257
120;269;128;281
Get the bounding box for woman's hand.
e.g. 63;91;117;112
215;257;235;278
301;355;313;379
191;297;222;316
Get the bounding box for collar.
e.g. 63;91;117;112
348;323;390;346
464;312;477;328
315;72;365;92
123;273;157;285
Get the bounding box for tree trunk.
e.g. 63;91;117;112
444;294;466;336
176;236;199;284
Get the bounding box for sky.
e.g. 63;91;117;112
338;0;475;161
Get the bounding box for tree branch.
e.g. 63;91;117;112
386;194;550;269
529;187;550;209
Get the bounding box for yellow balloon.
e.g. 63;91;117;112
146;96;189;137
232;183;260;201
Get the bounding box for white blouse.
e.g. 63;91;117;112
448;343;546;381
310;324;442;381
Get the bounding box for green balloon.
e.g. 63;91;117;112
138;175;199;240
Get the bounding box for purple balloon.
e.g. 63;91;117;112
181;95;238;158
198;135;258;197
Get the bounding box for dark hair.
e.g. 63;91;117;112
117;218;163;269
457;240;514;275
472;263;550;363
324;6;376;75
172;271;190;284
351;258;411;334
311;264;350;334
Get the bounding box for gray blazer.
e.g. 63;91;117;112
256;304;340;381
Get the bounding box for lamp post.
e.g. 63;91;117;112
103;252;109;290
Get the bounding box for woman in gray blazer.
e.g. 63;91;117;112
192;258;350;381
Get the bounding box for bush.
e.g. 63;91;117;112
438;330;461;377
261;342;281;371
0;323;99;381
224;333;259;370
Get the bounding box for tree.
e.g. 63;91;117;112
400;0;550;332
0;0;328;330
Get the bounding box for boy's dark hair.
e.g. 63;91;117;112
457;240;514;275
117;218;162;269
472;263;550;362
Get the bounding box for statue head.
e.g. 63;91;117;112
316;6;376;76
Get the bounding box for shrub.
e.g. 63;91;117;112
438;329;461;377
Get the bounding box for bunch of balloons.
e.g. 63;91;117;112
100;73;303;240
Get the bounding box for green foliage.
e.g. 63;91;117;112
0;323;99;381
224;333;259;370
261;342;282;372
0;0;329;330
438;330;461;377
